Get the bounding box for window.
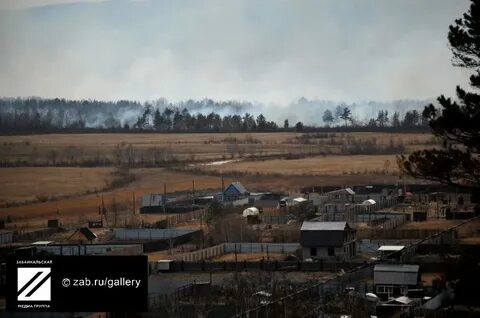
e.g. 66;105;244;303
387;286;393;295
328;247;335;256
310;248;317;256
376;286;386;293
400;286;408;295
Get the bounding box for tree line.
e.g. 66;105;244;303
0;97;429;134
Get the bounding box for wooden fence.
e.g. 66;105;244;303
166;209;206;226
175;244;226;261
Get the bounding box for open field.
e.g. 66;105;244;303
399;219;480;238
0;167;412;228
0;167;115;205
189;154;399;176
0;132;436;165
0;132;430;226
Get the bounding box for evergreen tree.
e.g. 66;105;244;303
322;109;334;125
399;0;480;198
153;108;162;131
392;112;401;128
340;107;352;126
334;105;344;122
295;121;304;132
256;114;267;131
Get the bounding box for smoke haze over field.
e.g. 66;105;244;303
0;0;470;113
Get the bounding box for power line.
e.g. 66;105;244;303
232;215;480;317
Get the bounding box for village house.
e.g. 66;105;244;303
374;264;422;300
325;188;356;203
222;182;249;201
300;221;356;261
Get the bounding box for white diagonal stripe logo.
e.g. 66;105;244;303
17;267;51;301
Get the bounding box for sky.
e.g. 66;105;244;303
0;0;472;104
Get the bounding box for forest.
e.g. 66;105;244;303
0;97;429;134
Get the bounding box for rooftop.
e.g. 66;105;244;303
301;221;347;231
226;182;248;194
31;241;54;245
378;245;405;251
374;264;419;273
327;188;355;195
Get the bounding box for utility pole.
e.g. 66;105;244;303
192;179;195;206
132;192;136;215
163;183;167;214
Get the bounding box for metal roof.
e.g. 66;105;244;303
79;227;97;241
327;188;355;195
392;296;413;305
229;182;248;194
32;241;54;245
301;221;347;231
374;264;419;286
378;245;405;251
141;194;164;207
374;264;419;272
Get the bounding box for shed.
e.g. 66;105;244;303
142;194;164;207
378;245;405;261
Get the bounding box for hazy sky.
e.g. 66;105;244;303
0;0;471;103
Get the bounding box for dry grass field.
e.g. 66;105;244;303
192;154;399;176
0;132;430;226
0;132;436;164
0;167;409;228
0;167;115;205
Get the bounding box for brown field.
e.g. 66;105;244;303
0;132;435;164
0;167;115;204
0;132;430;226
192;154;399;176
399;219;480;238
0;167;409;228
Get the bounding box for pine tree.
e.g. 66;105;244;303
322;109;334;125
340;107;352;126
392;112;401;128
153;108;162;131
399;0;480;199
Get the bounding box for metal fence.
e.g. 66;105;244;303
114;228;199;240
161;260;366;272
224;243;300;254
173;243;300;262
